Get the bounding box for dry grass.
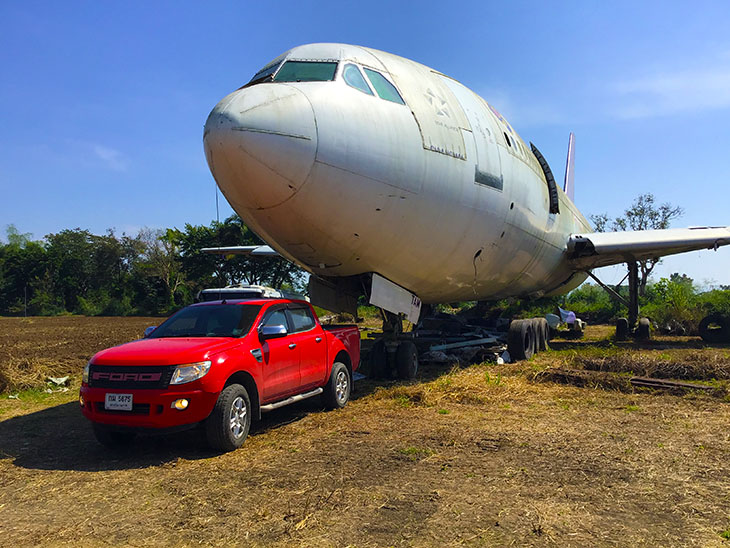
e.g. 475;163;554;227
0;316;159;393
0;355;58;393
2;319;730;546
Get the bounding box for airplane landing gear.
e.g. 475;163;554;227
367;311;419;380
587;261;651;340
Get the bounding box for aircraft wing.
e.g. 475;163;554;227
200;245;280;257
567;226;730;270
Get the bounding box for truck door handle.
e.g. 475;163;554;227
315;337;322;343
289;343;297;349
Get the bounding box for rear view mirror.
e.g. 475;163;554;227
143;326;157;338
260;325;287;340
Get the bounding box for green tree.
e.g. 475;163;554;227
591;193;683;296
138;228;187;310
173;215;305;295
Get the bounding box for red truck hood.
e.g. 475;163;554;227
91;337;246;366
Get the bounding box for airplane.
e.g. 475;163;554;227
202;43;730;369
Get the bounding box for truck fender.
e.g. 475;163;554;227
223;371;261;420
331;350;352;380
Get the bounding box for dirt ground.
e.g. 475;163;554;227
1;317;730;547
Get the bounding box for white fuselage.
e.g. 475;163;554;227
204;43;591;304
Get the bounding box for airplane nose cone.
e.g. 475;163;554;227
204;85;317;210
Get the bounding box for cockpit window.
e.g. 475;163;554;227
363;69;405;105
273;61;338;82
343;64;373;95
248;54;286;85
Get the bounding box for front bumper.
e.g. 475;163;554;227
80;385;218;429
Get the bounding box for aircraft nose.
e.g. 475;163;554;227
203;85;317;210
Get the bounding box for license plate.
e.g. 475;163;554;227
105;393;133;411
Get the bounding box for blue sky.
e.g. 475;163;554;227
2;0;730;286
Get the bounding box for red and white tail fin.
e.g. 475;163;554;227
563;132;575;202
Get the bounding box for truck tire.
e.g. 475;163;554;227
699;314;730;343
507;319;535;361
205;383;251;452
92;424;136;449
615;318;629;341
323;362;351;409
396;341;419;379
368;339;388;379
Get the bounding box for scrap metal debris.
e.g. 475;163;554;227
415;314;507;365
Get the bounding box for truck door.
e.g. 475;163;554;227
287;306;327;391
259;307;301;402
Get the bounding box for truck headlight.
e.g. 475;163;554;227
170;361;211;385
83;362;90;384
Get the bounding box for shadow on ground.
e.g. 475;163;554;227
0;368;436;473
548;336;724;352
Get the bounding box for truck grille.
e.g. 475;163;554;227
88;365;175;389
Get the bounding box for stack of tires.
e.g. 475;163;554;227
507;318;550;360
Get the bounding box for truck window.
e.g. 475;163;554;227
288;307;316;333
262;308;288;330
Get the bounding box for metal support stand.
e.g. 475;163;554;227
627;261;639;330
585;261;641;336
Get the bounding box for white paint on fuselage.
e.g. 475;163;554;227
204;43;592;304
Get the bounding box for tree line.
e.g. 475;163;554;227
0;216;304;316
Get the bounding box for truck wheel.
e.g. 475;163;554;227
368;339;388;379
92;423;136;449
396;341;419;379
205;383;251;452
507;319;535;361
323;362;351;409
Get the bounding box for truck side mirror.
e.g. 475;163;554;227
143;326;157;338
260;325;288;340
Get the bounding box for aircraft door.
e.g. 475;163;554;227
440;77;502;191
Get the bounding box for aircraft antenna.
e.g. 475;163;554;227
563;132;575;202
214;181;220;224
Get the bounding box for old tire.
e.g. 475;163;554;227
205;383;251;452
323;362;351;409
368;339;388;379
616;318;629;341
92;424;136;449
541;318;551;350
507;319;535;361
636;317;651;340
699;314;730;343
396;341;419;380
533;318;549;352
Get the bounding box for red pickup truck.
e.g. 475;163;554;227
80;299;360;452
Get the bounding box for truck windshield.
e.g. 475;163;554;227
149;304;262;338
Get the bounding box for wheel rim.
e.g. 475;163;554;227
335;370;349;404
229;396;247;439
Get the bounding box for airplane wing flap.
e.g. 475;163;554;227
200;245;280;257
568;226;730;270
